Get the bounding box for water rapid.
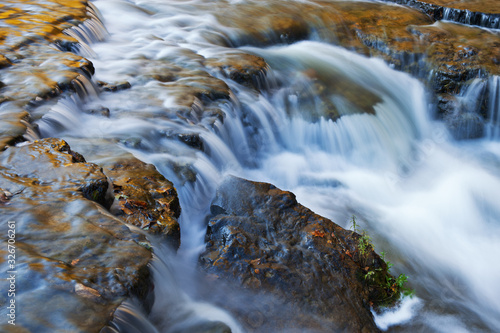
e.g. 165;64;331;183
36;0;500;332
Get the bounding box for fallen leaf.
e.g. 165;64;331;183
75;283;101;299
311;230;326;238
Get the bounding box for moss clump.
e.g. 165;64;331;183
350;216;414;309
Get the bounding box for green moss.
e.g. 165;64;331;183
350;215;414;309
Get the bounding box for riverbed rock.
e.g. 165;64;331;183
104;158;182;249
211;0;500;138
205;51;269;90
381;0;500;29
200;176;403;332
0;138;152;332
0;0;99;148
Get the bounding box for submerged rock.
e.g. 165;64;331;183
0;138;152;332
200;176;403;332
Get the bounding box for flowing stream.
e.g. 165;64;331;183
36;0;500;332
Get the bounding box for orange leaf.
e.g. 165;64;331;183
311;230;326;238
128;200;148;208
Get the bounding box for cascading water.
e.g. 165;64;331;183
35;0;500;332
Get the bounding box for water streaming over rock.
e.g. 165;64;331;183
35;0;500;332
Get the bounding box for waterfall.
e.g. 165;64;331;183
486;76;500;139
35;0;500;332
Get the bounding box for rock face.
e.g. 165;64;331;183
0;139;152;332
0;0;100;148
105;158;182;249
201;177;402;332
381;0;500;28
205;51;269;90
212;0;500;138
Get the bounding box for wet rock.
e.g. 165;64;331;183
85;106;111;117
0;0;98;146
205;51;269;90
106;58;231;124
445;111;485;140
0;54;12;68
216;7;310;46
381;0;500;29
0;138;152;332
211;0;500;137
0;138;113;208
200;176;402;332
177;132;204;150
97;80;132;92
0;108;30;149
104;158;182;249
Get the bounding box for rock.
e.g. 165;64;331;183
216;6;310;46
52;138;183;246
97;80;132;92
0;54;12;68
200;176;402;332
211;0;500;138
0;138;152;332
0;0;99;147
381;0;500;29
0;108;30;149
205;51;269;90
0;138;113;208
445;111;485;140
177;132;204;150
104;158;182;249
85;106;111;117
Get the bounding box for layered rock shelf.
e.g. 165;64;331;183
0;139;153;331
381;0;500;29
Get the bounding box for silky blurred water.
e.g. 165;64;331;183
37;0;500;331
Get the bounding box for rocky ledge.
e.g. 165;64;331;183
0;0;101;148
213;0;500;139
381;0;500;29
200;177;407;332
0;139;154;331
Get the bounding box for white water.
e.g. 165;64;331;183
37;0;500;332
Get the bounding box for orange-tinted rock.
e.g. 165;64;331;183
201;176;402;332
0;0;98;148
205;51;269;90
104;158;182;249
0;138;152;332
